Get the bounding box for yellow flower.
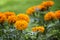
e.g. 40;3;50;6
8;15;17;24
41;1;54;7
17;14;30;23
32;26;45;33
26;6;36;15
38;26;45;33
55;10;60;19
44;12;56;21
32;27;38;32
0;13;6;23
4;12;15;18
14;20;28;30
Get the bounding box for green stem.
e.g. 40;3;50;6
35;32;40;40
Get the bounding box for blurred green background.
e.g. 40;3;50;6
0;0;60;14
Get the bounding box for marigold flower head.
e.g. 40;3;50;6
38;26;45;33
42;1;54;7
32;27;38;32
17;14;30;23
55;10;60;19
26;6;36;15
44;12;56;21
15;20;28;30
8;15;17;24
37;5;47;11
32;26;45;33
0;13;6;23
4;12;15;18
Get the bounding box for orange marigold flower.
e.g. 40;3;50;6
0;13;6;23
42;1;54;7
37;5;47;11
55;10;60;19
4;12;15;18
32;26;45;33
32;27;38;32
15;20;28;30
38;26;45;33
26;6;36;15
17;14;30;23
8;15;17;24
44;12;56;21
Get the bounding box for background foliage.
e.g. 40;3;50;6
0;0;60;13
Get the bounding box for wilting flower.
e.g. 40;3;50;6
15;20;28;30
8;15;17;24
26;6;36;15
4;12;15;18
32;26;45;33
0;13;6;23
41;1;54;7
17;14;30;23
55;10;60;19
44;12;56;21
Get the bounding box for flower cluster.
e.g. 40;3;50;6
15;14;30;30
0;12;30;30
0;0;60;40
44;10;60;21
26;1;54;15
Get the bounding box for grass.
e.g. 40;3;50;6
0;0;60;14
0;0;42;14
